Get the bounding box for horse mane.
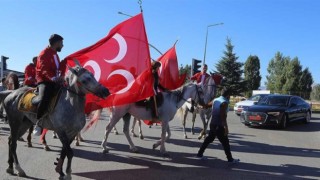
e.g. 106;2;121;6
169;82;195;102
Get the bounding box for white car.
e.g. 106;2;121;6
234;94;269;115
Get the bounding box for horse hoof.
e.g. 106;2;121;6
131;148;139;153
79;137;84;142
139;135;144;140
184;135;188;139
197;136;202;140
53;135;57;139
75;142;80;146
152;144;157;150
132;133;137;137
114;132;119;135
44;146;51;151
27;143;32;147
17;171;27;177
162;152;170;158
6;167;14;175
102;149;109;154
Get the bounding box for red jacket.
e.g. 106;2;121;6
190;72;210;84
36;47;62;83
24;63;36;86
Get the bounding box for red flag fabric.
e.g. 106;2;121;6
157;46;186;90
64;13;154;113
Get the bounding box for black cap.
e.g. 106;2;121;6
49;34;63;45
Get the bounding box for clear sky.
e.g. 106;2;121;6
0;0;319;86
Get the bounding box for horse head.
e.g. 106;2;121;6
202;73;225;104
66;59;110;99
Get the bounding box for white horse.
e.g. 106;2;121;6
101;76;217;156
179;100;212;139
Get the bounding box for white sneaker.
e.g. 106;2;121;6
228;158;240;164
33;125;42;136
195;155;207;160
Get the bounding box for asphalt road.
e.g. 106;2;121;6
0;110;319;180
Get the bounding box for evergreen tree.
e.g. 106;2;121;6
299;68;313;99
215;38;245;95
311;84;320;101
266;52;290;93
244;55;261;97
283;57;302;95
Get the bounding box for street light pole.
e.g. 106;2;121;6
118;11;163;55
203;23;223;65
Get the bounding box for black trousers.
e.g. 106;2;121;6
33;81;56;119
197;124;233;161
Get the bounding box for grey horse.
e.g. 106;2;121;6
1;60;110;179
101;76;217;156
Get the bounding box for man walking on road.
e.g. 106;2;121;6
196;87;240;163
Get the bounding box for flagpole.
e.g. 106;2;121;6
118;11;163;55
203;23;223;65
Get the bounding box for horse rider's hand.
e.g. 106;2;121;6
224;126;229;136
51;76;64;84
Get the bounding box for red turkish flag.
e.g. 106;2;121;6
158;45;186;90
65;13;154;113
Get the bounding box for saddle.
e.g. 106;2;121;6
18;88;61;115
135;93;164;108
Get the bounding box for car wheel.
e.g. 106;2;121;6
279;114;287;129
304;112;311;124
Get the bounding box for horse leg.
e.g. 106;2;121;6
122;113;138;152
138;119;144;140
191;111;196;135
74;132;83;146
7;118;31;177
101;115;121;153
7;135;15;175
198;111;207;140
65;139;75;179
7;133;26;177
55;131;74;179
112;126;119;135
165;125;171;141
182;108;188;139
27;126;33;147
131;117;138;137
159;121;168;156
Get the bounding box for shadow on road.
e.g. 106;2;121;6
72;148;320;180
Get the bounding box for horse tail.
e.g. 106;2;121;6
0;90;13;102
176;106;185;120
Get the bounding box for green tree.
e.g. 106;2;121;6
179;64;191;83
283;57;302;95
311;84;320;101
244;55;261;97
215;38;245;95
298;68;313;99
266;52;290;93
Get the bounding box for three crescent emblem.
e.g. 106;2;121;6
85;33;135;95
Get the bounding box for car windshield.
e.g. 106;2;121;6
247;94;268;101
257;96;289;106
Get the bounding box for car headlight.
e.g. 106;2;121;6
267;112;280;116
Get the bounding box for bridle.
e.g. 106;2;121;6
175;83;204;108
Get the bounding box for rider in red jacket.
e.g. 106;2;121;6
190;64;210;85
24;56;37;87
32;34;64;135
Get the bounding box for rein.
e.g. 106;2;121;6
174;84;203;108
